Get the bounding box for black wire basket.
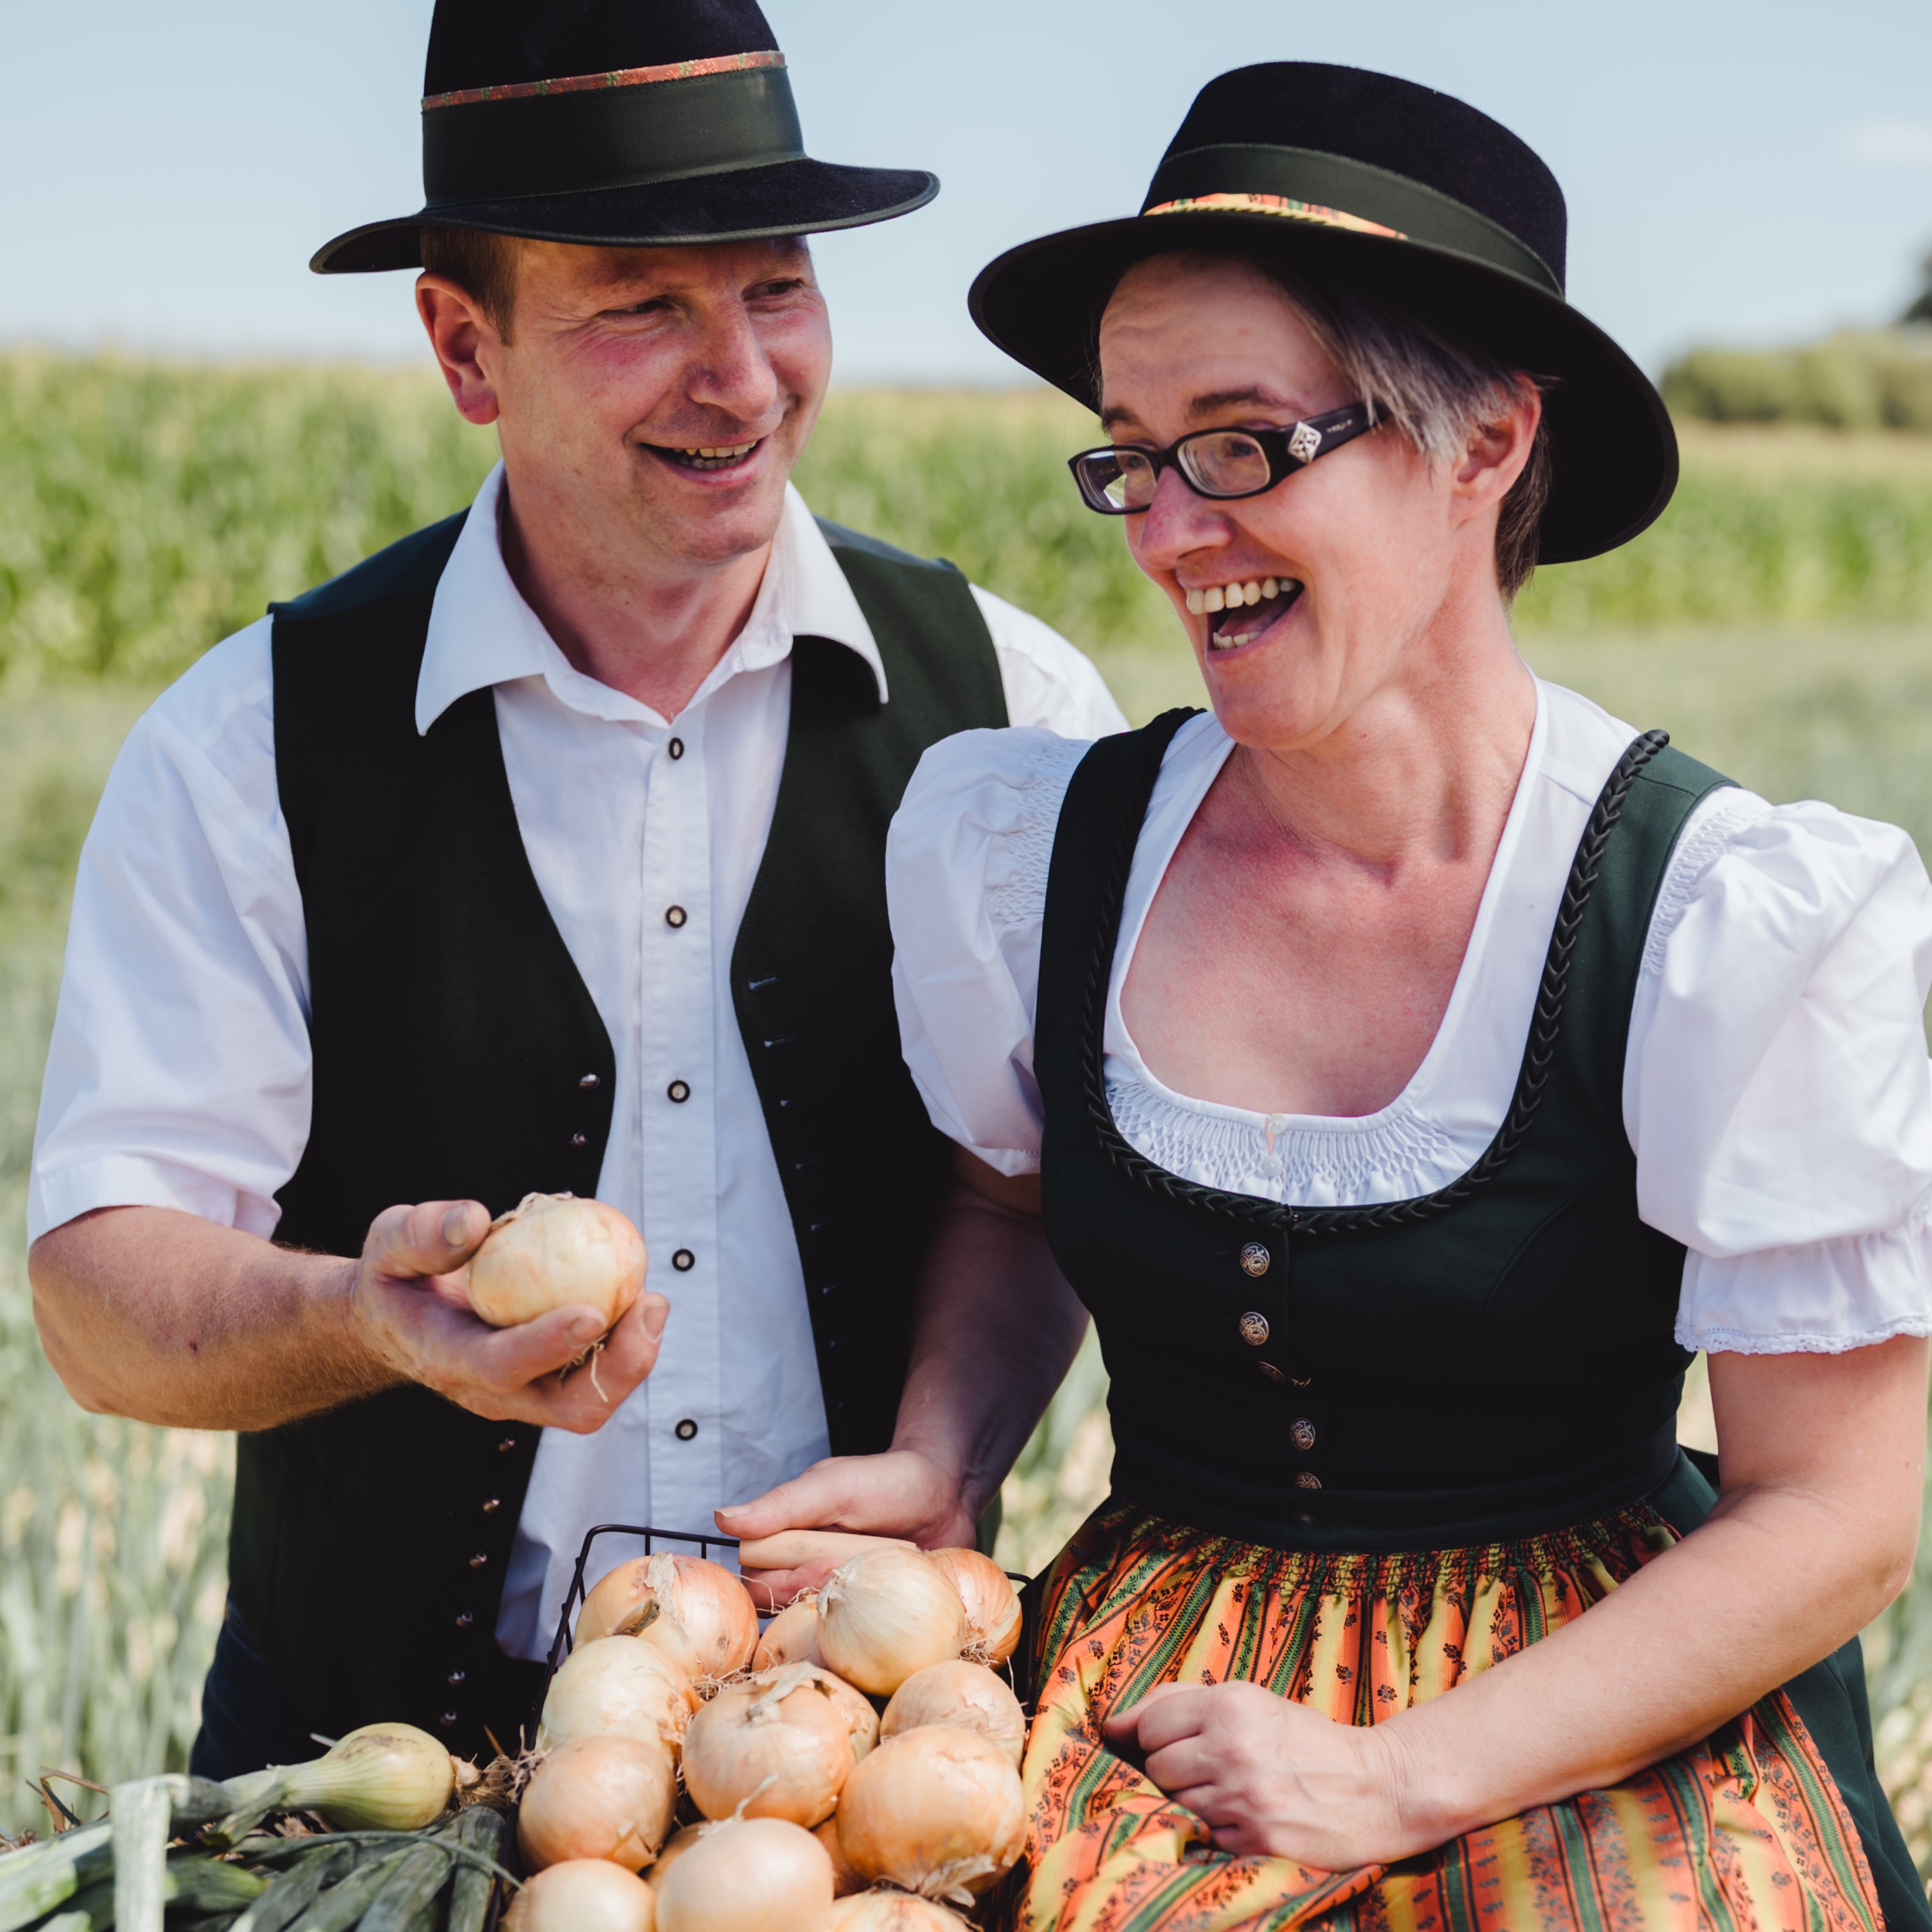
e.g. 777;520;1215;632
542;1521;742;1690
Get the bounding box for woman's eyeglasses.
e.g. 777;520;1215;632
1068;402;1374;515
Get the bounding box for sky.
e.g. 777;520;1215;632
2;0;1929;386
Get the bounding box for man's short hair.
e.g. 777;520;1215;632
419;225;523;341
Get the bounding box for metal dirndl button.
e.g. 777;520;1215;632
1290;1418;1316;1451
1293;1471;1323;1490
1238;1311;1270;1347
1256;1361;1286;1383
1239;1241;1271;1278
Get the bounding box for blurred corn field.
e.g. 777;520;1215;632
6;355;1932;1863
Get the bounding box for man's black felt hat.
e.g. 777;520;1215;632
312;0;936;275
969;64;1675;564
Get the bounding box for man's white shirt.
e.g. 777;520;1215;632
29;463;1127;1659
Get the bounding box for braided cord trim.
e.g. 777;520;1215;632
1077;725;1673;1238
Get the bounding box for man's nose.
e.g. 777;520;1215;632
685;299;781;423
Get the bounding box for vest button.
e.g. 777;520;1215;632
1294;1471;1323;1490
481;1498;500;1514
675;1418;699;1442
440;1711;459;1728
468;1551;489;1569
666;905;688;929
673;1249;695;1272
1290;1418;1316;1452
446;1669;467;1687
1239;1243;1271;1278
498;1436;518;1452
1238;1311;1269;1347
668;737;685;760
455;1612;474;1629
570;1133;588;1148
668;1080;691;1104
1256;1361;1286;1383
579;1072;600;1090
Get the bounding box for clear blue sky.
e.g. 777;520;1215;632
3;0;1928;385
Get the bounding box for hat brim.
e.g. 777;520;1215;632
313;156;938;274
968;213;1676;566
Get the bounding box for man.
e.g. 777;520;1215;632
28;0;1116;1772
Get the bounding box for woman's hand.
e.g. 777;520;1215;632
1105;1682;1417;1871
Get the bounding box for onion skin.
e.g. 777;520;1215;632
507;1858;658;1931
579;1553;761;1678
518;1735;676;1872
655;1815;834;1932
276;1723;455;1830
836;1727;1026;1899
817;1548;967;1696
926;1549;1023;1666
881;1660;1026;1767
828;1896;969;1930
682;1669;852;1827
537;1635;700;1757
468;1192;647;1329
815;1818;867;1898
754;1597;823;1669
799;1664;880;1765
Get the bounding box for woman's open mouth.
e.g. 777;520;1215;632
648;438;764;473
1186;574;1306;651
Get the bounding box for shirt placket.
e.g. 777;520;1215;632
635;709;724;1536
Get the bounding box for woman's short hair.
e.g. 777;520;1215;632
1194;254;1554;602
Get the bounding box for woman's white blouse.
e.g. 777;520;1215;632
887;680;1932;1356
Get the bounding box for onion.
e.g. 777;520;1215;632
801;1665;880;1765
828;1896;970;1931
537;1635;700;1756
836;1728;1026;1902
654;1815;833;1932
249;1723;455;1831
645;1822;705;1892
755;1597;823;1669
880;1660;1026;1767
579;1553;761;1678
518;1735;676;1871
682;1666;853;1826
926;1550;1022;1666
817;1548;967;1696
507;1859;657;1931
815;1818;866;1898
469;1192;646;1329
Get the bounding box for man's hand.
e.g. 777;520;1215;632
350;1199;670;1434
716;1448;976;1603
1104;1681;1416;1872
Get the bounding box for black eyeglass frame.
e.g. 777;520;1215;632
1068;401;1376;515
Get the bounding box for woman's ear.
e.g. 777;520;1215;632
1448;378;1543;527
416;274;506;427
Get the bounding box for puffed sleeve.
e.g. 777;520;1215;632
1625;789;1932;1353
887;726;1093;1175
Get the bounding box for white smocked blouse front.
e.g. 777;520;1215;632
887;680;1932;1356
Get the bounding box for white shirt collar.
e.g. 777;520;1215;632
416;463;887;735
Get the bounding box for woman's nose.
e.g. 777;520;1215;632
1133;466;1228;573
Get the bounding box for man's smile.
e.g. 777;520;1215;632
645;438;765;473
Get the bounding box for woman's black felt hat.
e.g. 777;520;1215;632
969;64;1675;564
312;0;936;275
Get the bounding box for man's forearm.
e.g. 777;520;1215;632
891;1168;1090;1523
31;1206;391;1431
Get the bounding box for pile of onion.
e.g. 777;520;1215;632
468;1192;647;1329
926;1549;1022;1666
537;1634;700;1757
653;1815;834;1932
881;1660;1026;1768
817;1548;968;1696
682;1666;853;1829
518;1735;675;1872
507;1859;658;1932
836;1727;1026;1903
829;1896;969;1931
578;1551;761;1680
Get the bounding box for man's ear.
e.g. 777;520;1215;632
1449;378;1542;527
416;274;504;427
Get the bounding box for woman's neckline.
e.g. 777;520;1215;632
1106;681;1553;1138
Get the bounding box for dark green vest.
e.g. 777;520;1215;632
1032;707;1929;1932
232;512;1006;1756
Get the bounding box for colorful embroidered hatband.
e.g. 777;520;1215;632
1015;1500;1884;1932
1143;192;1406;240
425;51;786;112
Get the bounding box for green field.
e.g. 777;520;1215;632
5;357;1932;1839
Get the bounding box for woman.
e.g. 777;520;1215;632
888;63;1932;1932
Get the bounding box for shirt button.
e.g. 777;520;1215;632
673;1249;695;1272
1258;1155;1285;1181
675;1418;699;1441
1239;1243;1271;1279
668;1080;691;1104
1266;1114;1290;1135
666;905;689;929
668;737;685;760
1294;1471;1323;1491
1290;1418;1317;1452
1238;1311;1269;1347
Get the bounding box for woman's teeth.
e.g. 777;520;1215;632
1186;575;1303;649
